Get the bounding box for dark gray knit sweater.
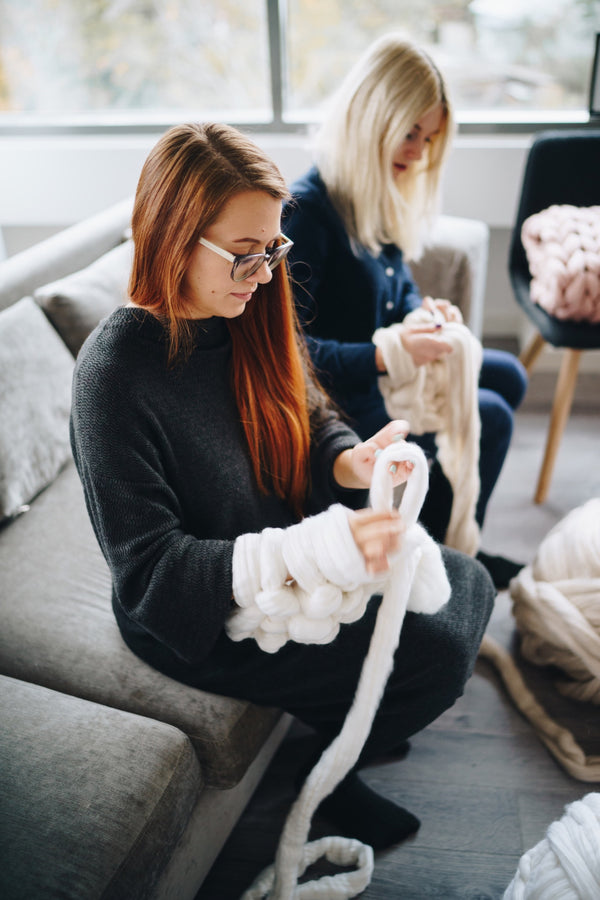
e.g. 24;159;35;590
70;307;365;689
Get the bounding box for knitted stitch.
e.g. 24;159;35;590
372;306;482;556
504;793;600;899
230;441;451;898
228;504;377;653
521;204;600;322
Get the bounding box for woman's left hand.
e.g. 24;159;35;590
422;295;463;324
333;420;413;490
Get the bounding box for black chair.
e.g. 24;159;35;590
509;129;600;503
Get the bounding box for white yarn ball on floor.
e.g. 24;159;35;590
504;793;600;899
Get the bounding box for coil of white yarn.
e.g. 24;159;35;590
479;497;600;781
504;792;600;899
229;441;451;899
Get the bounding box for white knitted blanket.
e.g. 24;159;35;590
372;307;482;556
227;441;451;898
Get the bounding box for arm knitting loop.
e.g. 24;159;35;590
368;441;429;525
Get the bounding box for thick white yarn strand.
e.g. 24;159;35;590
228;504;376;653
372;307;482;556
504;793;600;899
237;442;451;900
479;497;600;782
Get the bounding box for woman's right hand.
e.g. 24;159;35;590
348;508;406;575
400;323;453;367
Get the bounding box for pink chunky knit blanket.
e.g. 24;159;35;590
521;204;600;322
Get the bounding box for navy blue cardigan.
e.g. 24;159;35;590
284;167;422;424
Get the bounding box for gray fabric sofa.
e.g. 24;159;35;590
0;199;291;900
0;197;489;900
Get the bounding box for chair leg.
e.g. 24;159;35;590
534;348;582;504
520;331;546;373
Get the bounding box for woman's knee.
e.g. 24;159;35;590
394;549;494;698
434;548;495;686
479;388;514;451
480;349;528;410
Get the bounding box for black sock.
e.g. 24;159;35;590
315;771;420;850
476;550;524;590
357;738;411;767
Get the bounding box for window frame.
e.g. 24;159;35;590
0;0;598;137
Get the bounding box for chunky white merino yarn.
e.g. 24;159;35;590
479;497;600;782
228;504;377;653
372;306;482;556
504;793;600;899
228;444;447;654
231;441;451;899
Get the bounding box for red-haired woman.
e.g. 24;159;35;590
70;122;493;850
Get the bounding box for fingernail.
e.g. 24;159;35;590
392;433;403;442
389;464;397;474
374;448;381;457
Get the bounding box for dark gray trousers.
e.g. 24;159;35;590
190;547;495;760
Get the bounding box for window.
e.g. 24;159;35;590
0;0;598;129
286;0;600;120
0;0;270;122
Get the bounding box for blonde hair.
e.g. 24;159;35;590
315;34;454;260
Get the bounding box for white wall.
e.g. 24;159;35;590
0;132;531;228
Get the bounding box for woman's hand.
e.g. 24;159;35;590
348;507;405;574
400;322;453;366
422;295;463;324
398;296;462;367
333;420;413;490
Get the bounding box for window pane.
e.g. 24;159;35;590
286;0;599;117
0;0;270;119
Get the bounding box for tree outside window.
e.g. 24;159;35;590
0;0;598;124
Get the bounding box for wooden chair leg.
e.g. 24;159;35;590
520;331;546;373
534;348;582;504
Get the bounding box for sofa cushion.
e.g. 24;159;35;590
0;297;74;522
0;674;201;900
34;239;133;356
0;462;283;789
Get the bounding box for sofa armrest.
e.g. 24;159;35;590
0;197;133;312
410;214;489;340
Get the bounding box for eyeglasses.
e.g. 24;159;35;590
197;233;294;283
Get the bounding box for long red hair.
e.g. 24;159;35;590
129;122;318;516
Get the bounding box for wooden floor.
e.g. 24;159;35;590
196;366;600;900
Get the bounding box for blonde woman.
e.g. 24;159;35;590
284;34;528;588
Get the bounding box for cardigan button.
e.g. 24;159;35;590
386;301;394;310
385;266;395;276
